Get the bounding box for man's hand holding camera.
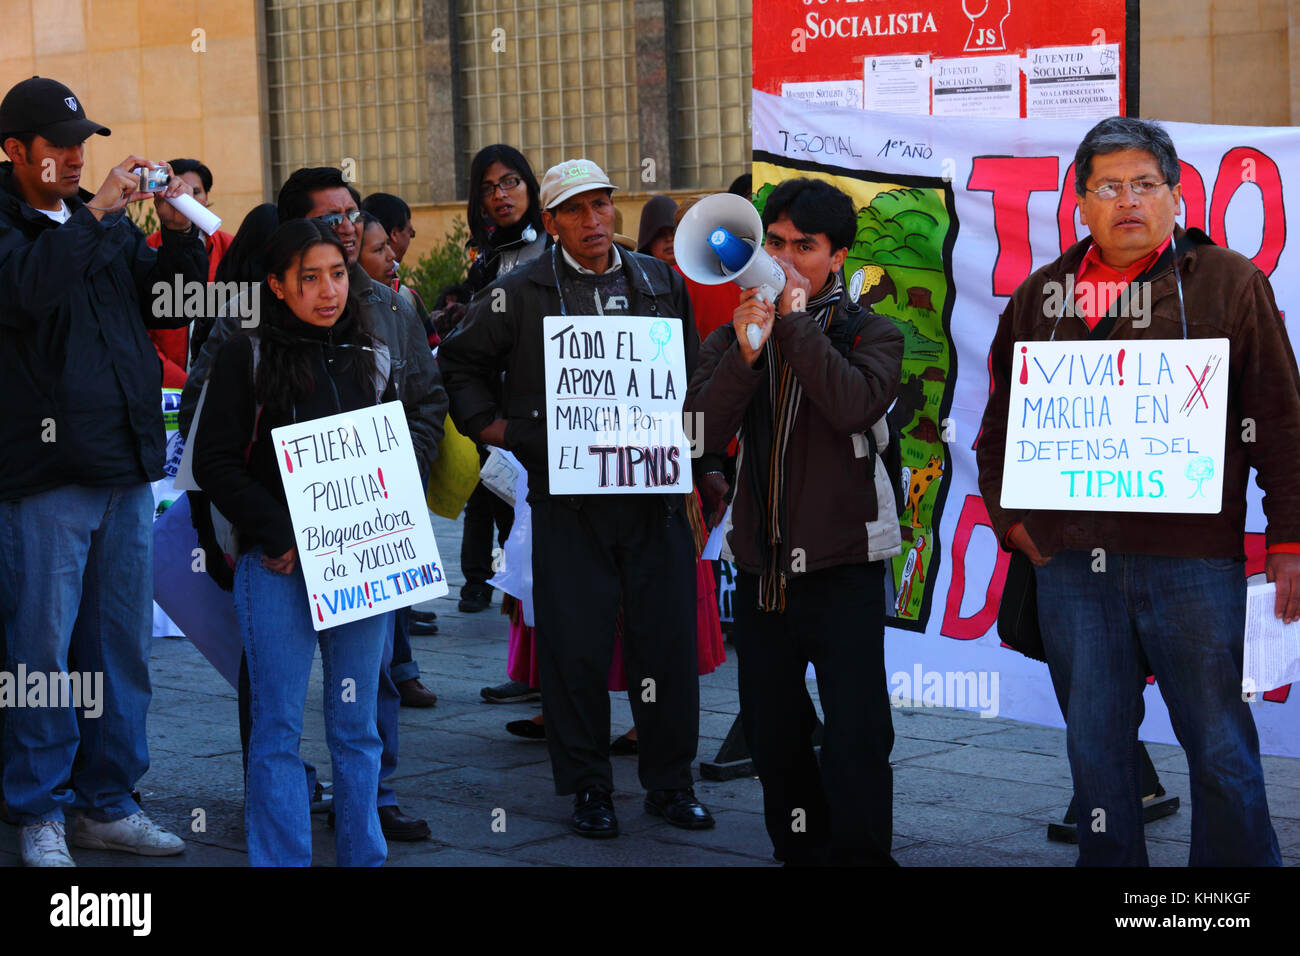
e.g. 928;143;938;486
86;157;190;223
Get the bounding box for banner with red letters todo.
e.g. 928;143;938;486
752;89;1300;755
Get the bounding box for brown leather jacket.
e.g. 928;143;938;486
685;296;904;579
977;227;1300;558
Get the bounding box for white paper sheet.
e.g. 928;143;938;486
932;54;1019;118
1025;44;1120;119
1244;582;1300;695
864;54;931;115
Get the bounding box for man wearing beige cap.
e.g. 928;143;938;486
440;159;714;838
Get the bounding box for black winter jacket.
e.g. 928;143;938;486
0;162;208;500
192;311;390;558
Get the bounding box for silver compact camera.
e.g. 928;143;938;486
136;166;170;192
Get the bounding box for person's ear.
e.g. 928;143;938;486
1076;192;1089;228
541;209;558;239
2;138;25;165
267;274;286;300
830;245;848;273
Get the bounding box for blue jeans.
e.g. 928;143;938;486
1035;551;1281;866
377;619;399;808
235;549;388;867
0;484;154;825
390;606;420;683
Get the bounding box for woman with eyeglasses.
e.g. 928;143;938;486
193;219;396;866
445;147;548;640
465;144;549;295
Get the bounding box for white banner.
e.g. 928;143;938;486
272;402;449;630
752;89;1300;756
542;314;692;495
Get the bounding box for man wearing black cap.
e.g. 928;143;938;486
0;77;207;866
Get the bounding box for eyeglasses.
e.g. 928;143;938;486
480;174;523;198
314;210;363;228
1083;180;1168;200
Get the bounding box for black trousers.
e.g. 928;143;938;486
734;563;896;866
460;479;514;596
531;496;699;796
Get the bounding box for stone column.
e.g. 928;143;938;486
635;0;676;190
423;0;461;201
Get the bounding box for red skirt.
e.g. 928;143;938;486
506;557;725;692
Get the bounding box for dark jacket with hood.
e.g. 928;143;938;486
0;160;208;500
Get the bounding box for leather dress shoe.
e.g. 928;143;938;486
379;805;431;841
458;587;492;613
397;677;438;707
409;618;439;635
609;732;638;756
644;788;715;830
505;718;545;740
410;608;437;624
571;787;619;838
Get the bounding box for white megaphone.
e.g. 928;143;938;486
676;192;786;351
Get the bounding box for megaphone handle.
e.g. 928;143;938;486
745;323;763;351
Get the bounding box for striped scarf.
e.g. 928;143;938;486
758;274;844;612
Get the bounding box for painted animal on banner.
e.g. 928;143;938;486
906;455;944;528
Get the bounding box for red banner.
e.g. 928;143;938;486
754;0;1131;117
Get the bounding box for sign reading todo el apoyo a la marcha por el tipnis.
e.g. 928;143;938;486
542;314;692;496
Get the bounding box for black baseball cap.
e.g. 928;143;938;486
0;77;111;147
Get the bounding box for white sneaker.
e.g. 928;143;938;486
68;811;185;857
20;820;76;867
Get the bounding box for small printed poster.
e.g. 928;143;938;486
781;80;864;110
1025;43;1121;119
865;54;931;115
932;54;1020;118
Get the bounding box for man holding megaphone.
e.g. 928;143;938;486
686;178;904;866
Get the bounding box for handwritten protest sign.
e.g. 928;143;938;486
1001;339;1229;512
273;402;448;630
542;315;692;495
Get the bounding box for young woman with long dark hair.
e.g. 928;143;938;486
193;219;395;866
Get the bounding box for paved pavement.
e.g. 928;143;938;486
2;511;1298;867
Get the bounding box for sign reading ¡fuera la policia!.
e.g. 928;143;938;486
1001;338;1230;513
273;402;449;630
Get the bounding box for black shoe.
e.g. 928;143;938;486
571;787;619;838
609;732;639;756
458;587;492;613
409;618;439;635
505;718;545;740
410;608;437;624
310;782;333;814
379;805;431;841
644;788;715;830
480;680;541;704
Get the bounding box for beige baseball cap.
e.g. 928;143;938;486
539;158;619;210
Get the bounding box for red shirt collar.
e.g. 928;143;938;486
1078;235;1172;284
